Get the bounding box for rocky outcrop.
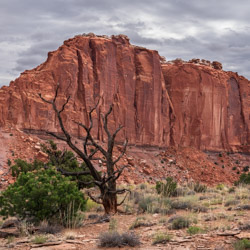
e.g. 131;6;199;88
0;35;170;146
162;62;249;152
0;34;249;152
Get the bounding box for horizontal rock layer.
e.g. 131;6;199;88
0;35;249;152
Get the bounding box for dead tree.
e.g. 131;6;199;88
39;85;129;214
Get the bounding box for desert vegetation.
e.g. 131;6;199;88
0;165;249;249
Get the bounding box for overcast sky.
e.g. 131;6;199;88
0;0;250;86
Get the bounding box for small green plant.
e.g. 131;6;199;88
156;177;177;197
32;235;47;244
170;217;190;229
170;200;192;210
243;166;249;172
109;218;118;232
152;232;171;245
10;159;43;177
86;199;99;211
187;226;205;235
216;183;225;190
235;173;250;185
129;217;152;230
233;238;250;250
138;196;155;213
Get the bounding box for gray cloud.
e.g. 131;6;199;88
0;0;250;86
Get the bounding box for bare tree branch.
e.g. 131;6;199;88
59;95;70;114
57;168;91;176
87;191;103;204
117;190;131;206
113;139;128;165
102;104;113;140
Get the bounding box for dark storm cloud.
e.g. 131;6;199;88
0;0;250;86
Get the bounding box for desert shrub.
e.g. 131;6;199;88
32;235;47;244
152;232;171;245
109;218;118;232
229;187;236;193
224;200;240;207
42;140;95;189
129;217;153;230
216;183;225;190
61;209;86;228
239;221;250;231
187;190;196;196
193;183;207;193
38;221;63;234
235;173;250;185
192;205;208;213
171;200;192;210
0;168;86;223
187;226;205;235
86;199;100;212
98;231;140;247
156;177;177;197
243;166;249;172
236;205;250;210
170;216;190;229
138;196;155;213
175;187;188;196
139;183;147;190
233;238;250;250
199;196;209;200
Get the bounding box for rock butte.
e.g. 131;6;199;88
0;34;249;152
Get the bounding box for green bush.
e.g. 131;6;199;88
156;177;177;197
0;168;86;223
233;238;250;250
152;232;171;245
42;140;95;189
11;159;44;177
235;173;250;185
170;217;190;229
187;226;204;235
11;140;95;189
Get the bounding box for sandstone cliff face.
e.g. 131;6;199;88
162;62;249;152
0;35;249;152
0;35;171;146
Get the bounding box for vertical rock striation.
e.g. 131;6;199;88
0;35;171;146
162;62;249;152
0;35;249;152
